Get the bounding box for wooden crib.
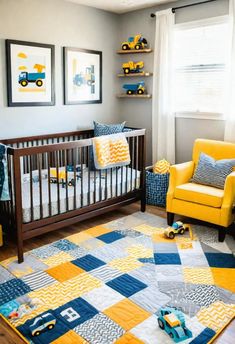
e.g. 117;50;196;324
0;128;146;263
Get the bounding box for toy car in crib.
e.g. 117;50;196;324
121;34;148;50
30;313;56;337
122;61;144;74
164;221;189;239
157;307;192;343
123;81;145;95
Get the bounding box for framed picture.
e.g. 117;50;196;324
6;39;55;107
64;47;102;105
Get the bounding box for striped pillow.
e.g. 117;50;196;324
192;153;235;189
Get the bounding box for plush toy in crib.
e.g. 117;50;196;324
153;159;170;174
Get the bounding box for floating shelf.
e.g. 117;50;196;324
117;72;153;77
117;49;152;54
117;94;152;99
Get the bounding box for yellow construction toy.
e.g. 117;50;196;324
122;61;144;74
121;34;148;50
0;224;3;247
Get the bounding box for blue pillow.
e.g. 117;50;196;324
93;121;126;137
191;153;235;189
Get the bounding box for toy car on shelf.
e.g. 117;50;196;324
30;313;56;337
157;307;192;343
123;81;145;95
164;221;189;239
122;61;144;74
121;34;148;50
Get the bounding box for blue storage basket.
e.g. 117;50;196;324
146;168;169;207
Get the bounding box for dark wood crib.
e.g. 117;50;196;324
0;128;146;263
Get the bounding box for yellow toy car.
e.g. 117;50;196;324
122;61;144;74
164;221;189;239
121;35;148;50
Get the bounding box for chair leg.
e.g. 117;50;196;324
218;227;226;242
167;212;174;226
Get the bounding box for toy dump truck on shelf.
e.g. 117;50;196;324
122;61;144;74
157;307;193;343
123;81;145;95
18;72;45;87
121;34;148;50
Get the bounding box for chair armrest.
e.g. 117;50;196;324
167;161;194;197
222;171;235;208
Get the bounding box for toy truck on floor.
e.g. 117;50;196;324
122;61;144;74
121;34;148;50
164;221;189;239
18;72;45;87
123;81;145;95
157;307;192;343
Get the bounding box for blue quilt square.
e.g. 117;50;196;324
17;310;69;344
54;297;98;328
97;231;125;244
52;239;78;252
205;253;235;268
106;273;147;297
190;327;216;344
154;253;181;265
0;278;31;305
72;254;106;271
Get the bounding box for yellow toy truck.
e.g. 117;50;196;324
164;221;189;239
122;61;144;74
121;35;148;50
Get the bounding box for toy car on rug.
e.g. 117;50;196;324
157;307;192;343
30;313;56;337
121;34;148;50
164;221;189;239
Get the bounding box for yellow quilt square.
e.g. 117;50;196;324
183;267;214;285
109;256;143;273
84;225;112;237
62;273;102;297
46;262;85;282
51;330;88;343
42;252;72;268
211;268;235;293
127;245;153;259
66;232;92;244
133;224;161;236
115;332;145;344
104;299;150;331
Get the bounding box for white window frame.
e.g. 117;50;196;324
174;15;230;120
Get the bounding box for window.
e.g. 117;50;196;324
173;17;230;117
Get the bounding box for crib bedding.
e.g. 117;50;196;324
21;167;140;223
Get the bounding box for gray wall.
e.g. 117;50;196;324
0;0;120;139
118;0;229;163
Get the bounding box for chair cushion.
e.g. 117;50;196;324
191;152;235;189
175;183;224;208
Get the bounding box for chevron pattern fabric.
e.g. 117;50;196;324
0;212;234;343
191;152;235;189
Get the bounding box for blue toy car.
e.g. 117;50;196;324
29;313;56;337
157;307;192;343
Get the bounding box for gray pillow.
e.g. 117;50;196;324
191;152;235;189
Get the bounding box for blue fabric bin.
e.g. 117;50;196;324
146;168;169;207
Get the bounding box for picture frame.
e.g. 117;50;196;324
6;39;55;107
63;47;102;105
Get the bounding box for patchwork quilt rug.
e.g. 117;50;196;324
0;212;235;344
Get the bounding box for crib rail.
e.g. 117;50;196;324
1;128;146;263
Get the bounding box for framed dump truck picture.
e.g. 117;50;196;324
64;47;102;104
6;40;55;107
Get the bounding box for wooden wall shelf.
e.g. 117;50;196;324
117;94;152;99
117;49;152;54
117;72;153;77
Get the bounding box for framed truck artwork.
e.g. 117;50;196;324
63;47;102;104
6;40;55;107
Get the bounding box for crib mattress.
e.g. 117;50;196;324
21;167;140;223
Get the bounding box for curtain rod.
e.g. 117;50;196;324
150;0;217;16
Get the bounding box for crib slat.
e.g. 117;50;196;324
110;168;113;198
65;150;69;212
105;169;108;200
135;136;139;190
47;152;52;217
81;147;84;208
94;168;96;204
121;167;123;195
55;150;60;214
87;146;91;206
38;154;43;219
29;155;34;222
115;167;118;196
73;148;77;210
99;170;102;201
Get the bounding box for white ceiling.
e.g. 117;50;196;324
66;0;177;14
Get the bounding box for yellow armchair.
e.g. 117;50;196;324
166;139;235;241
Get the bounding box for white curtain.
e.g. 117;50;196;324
152;9;175;164
225;0;235;142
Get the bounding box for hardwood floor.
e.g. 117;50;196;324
0;203;234;343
